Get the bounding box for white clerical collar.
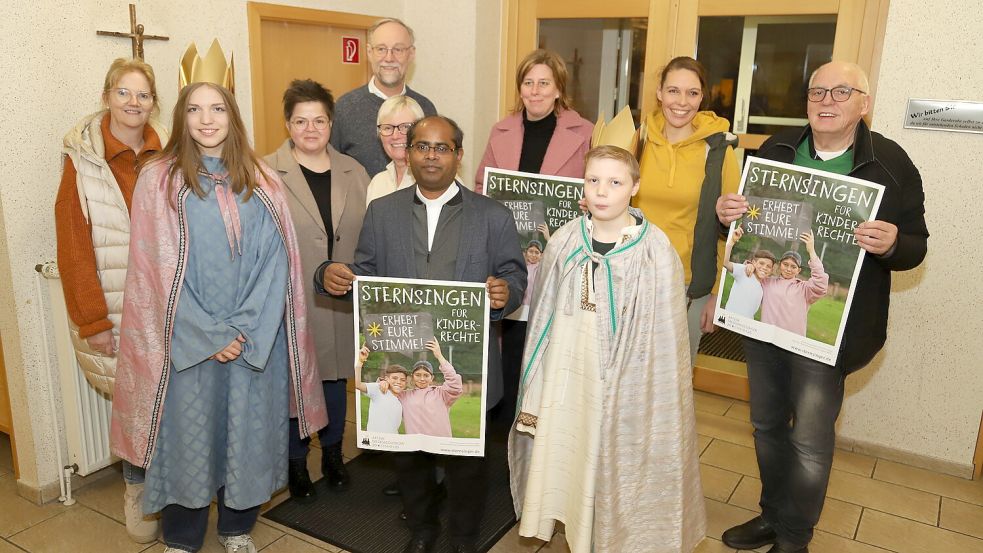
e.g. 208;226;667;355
416;182;460;250
368;77;407;100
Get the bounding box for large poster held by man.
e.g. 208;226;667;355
353;276;490;456
714;157;884;365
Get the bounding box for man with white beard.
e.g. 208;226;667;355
331;18;438;177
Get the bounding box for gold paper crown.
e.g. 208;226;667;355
591;106;644;157
179;39;235;93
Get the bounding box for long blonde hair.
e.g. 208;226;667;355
158;82;261;201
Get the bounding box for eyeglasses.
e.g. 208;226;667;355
410;143;457;155
369;44;413;58
109;88;154;104
377;123;414;136
289;118;330;130
806;86;867;103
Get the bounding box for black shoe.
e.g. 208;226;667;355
721;516;777;549
287;458;316;503
321;443;350;491
766;544;808;553
383;481;401;496
403;533;437;553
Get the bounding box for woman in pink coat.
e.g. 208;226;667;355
474;48;593;420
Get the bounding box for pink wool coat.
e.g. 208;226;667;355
474;109;594;193
109;158;328;467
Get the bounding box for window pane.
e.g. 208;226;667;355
696;16;745;130
749;22;836;119
537;18;647;123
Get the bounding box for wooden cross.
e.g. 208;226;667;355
96;4;168;60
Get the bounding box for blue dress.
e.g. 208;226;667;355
144;156;290;512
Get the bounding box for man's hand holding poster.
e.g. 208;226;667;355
714;157;885;365
353;276;490;456
482;167;584;320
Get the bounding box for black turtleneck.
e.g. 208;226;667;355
518;110;558;173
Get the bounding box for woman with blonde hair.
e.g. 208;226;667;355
365;94;425;204
110;81;327;553
55;57;167;544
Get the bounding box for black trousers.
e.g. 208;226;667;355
496;319;526;421
744;338;845;548
394;450;488;546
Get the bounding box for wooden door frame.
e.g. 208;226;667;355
246;2;378;150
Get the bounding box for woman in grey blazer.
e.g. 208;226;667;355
263;79;370;501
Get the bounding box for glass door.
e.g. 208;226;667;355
697;15;837;157
538;18;647;123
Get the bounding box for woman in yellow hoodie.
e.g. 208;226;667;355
637;56;741;365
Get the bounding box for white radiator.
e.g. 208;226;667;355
37;261;115;476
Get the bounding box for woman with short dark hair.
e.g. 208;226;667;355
263;78;371;501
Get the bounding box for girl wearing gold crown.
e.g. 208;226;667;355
109;69;328;551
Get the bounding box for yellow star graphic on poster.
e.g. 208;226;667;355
367;322;383;337
746;204;761;220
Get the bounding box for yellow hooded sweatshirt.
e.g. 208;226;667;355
635;110;740;296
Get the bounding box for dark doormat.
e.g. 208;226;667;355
263;421;518;553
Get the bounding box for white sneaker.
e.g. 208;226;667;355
219;534;257;553
163;548;191;553
123;481;160;543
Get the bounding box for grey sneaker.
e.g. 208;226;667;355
218;534;257;553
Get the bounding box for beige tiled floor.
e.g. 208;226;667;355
3;391;983;552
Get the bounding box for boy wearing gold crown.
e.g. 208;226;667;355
110;42;326;553
508;145;706;553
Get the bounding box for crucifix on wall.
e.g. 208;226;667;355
96;4;169;60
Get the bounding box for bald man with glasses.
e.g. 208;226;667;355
715;61;928;553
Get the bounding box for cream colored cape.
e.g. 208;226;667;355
509;209;706;552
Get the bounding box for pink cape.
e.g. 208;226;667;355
109;157;328;467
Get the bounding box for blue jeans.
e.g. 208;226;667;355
288;379;347;459
743;338;845;548
121;460;145;485
161;487;259;552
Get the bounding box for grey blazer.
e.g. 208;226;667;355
264;139;370;380
318;184;527;408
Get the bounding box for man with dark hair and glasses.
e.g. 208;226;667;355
331;18;438;177
715;61;928;553
316;115;526;553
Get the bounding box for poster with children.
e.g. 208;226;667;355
713;157;885;365
353;276;490;456
482;167;584;320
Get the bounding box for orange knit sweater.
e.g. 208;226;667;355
54;115;162;338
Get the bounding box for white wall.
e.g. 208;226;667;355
837;0;983;471
0;0;501;494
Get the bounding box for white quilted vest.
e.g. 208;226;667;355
62;111;168;395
